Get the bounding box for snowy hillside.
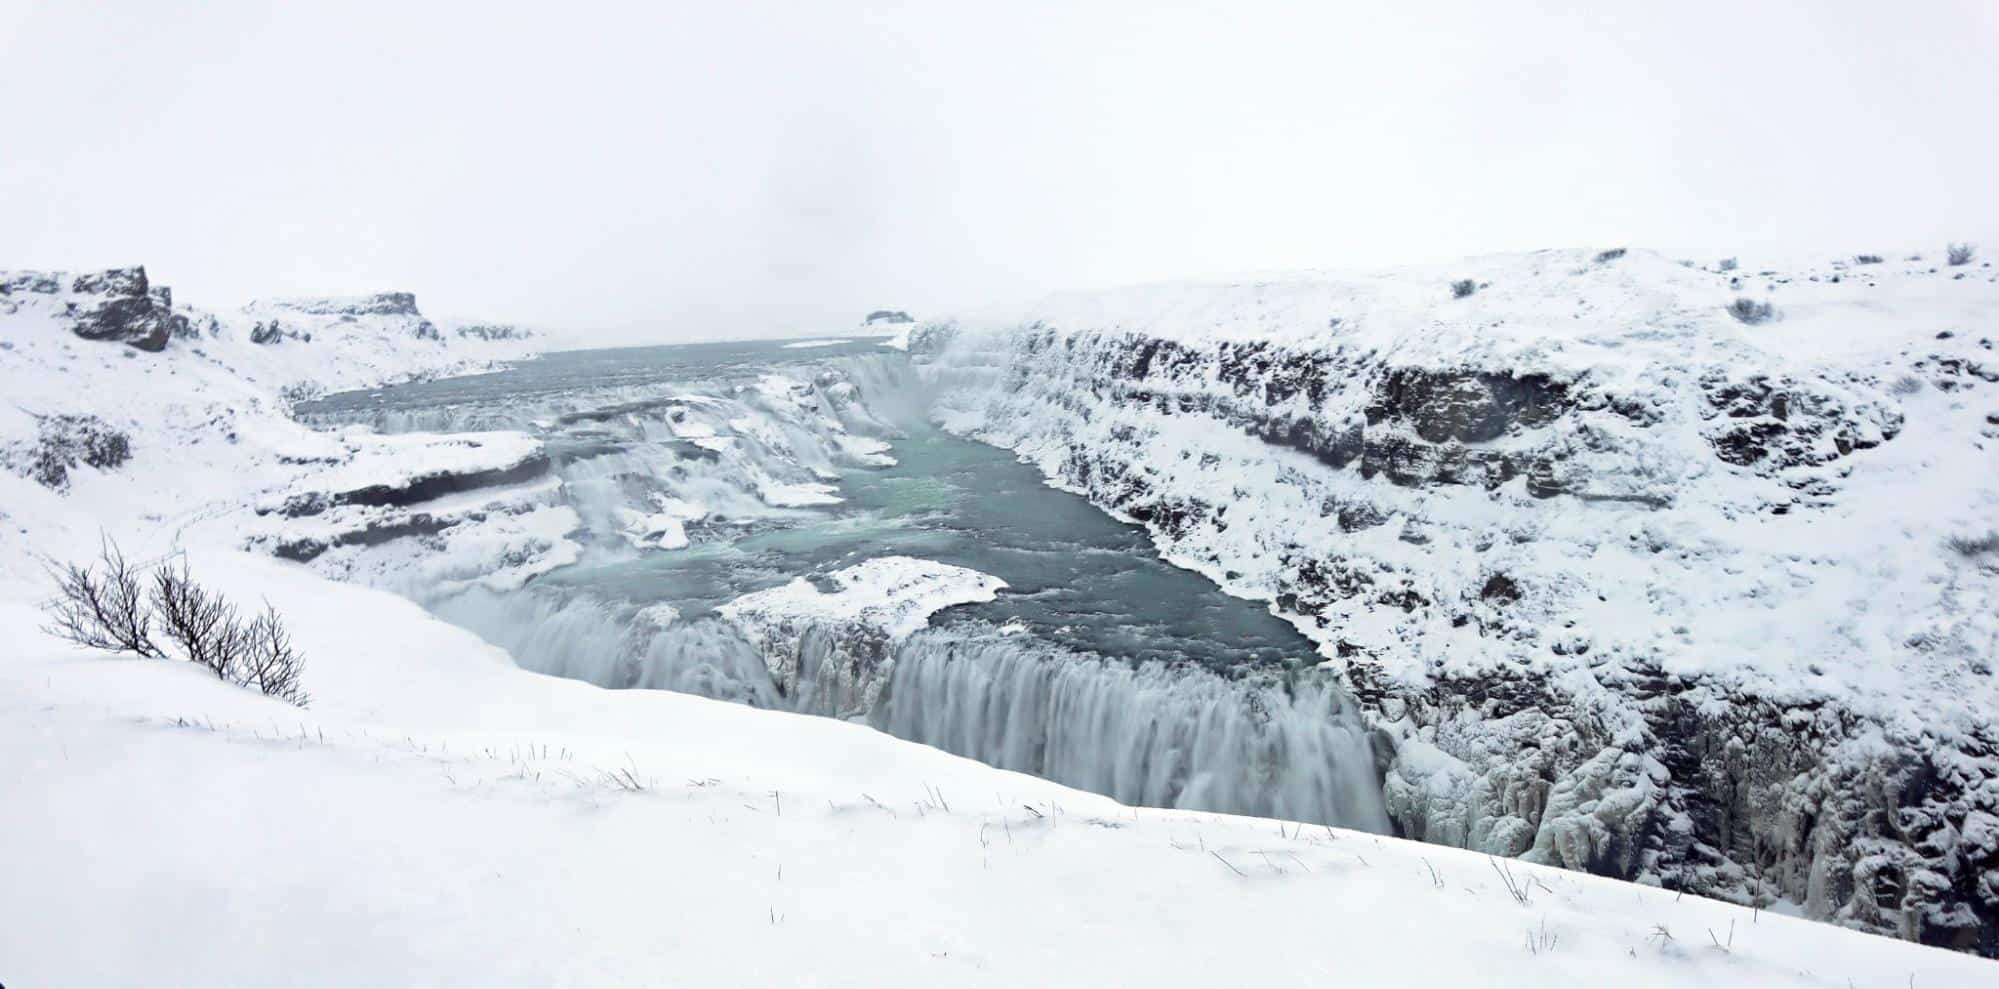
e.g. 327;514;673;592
0;266;566;603
10;550;1995;986
916;247;1999;953
3;258;1996;983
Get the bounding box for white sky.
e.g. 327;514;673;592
4;1;1996;342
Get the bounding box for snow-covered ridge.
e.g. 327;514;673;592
0;265;562;604
916;246;1999;954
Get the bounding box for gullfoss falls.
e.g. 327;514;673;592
296;339;1390;831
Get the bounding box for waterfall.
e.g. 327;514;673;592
430;587;781;707
874;625;1390;831
434;580;1390;832
300;347;1392;834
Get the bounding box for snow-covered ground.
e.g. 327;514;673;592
4;261;1996;982
5;553;1993;986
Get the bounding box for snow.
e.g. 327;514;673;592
4;260;1996;982
782;337;854;349
614;495;704;550
719;556;1008;640
3;551;1991;986
290;428;544;498
756;478;845;507
923;247;1999;724
0;272;555;593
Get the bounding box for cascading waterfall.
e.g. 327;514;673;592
429;587;780;706
873;625;1390;830
298;345;1393;833
430;578;1390;831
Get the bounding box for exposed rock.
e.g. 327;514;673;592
6;413;132;489
272;512;461;563
0;271;61;296
248;320;303;345
865;310;914;325
61;266;186;351
454;323;531;341
272;451;551;517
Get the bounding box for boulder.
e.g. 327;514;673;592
65;266;185;352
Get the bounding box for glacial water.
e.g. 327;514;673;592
301;337;1390;829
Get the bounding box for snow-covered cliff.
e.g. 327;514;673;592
0;266;561;601
915;248;1999;952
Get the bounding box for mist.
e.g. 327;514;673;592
4;0;1995;342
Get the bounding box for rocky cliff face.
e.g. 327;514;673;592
916;248;1999;954
250;292;441;341
1;266;188;351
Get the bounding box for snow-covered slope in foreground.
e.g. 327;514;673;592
917;247;1999;953
2;553;1992;987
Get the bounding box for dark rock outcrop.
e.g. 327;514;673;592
272;451;551;518
272;512;462;563
455;323;531;341
248;320;309;345
6;413;132;489
62;267;187;351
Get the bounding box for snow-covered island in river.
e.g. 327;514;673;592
3;249;1996;985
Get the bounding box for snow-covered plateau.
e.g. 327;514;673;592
2;256;1996;984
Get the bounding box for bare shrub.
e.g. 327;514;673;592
1717;257;1738;272
1727;297;1774;324
1947;242;1976;266
44;543;310;706
1854;254;1884;264
1450;278;1477;299
241;602;309;706
1890;374;1925;395
149;562;248;681
41;538;162;657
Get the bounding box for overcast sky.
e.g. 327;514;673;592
4;1;1996;342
